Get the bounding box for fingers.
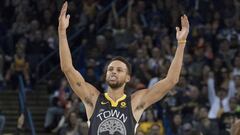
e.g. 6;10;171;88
176;27;180;32
60;1;68;18
184;15;189;27
180;15;185;26
181;14;189;28
66;14;70;20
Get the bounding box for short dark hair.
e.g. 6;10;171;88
106;56;132;75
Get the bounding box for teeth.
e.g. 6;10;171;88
110;76;117;80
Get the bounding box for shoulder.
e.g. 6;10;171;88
131;89;149;110
131;89;149;100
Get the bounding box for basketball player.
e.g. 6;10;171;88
58;1;189;135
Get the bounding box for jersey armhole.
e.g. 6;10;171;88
128;96;138;123
88;93;102;122
129;96;139;134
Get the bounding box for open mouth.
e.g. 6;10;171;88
109;75;117;81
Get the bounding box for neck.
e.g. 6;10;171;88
107;85;125;101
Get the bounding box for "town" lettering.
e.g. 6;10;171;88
97;109;128;123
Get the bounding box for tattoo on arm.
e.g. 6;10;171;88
76;82;94;107
76;82;81;87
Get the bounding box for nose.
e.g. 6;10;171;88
111;71;117;75
110;69;117;75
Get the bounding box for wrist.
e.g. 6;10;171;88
177;40;187;45
58;28;66;33
58;29;66;36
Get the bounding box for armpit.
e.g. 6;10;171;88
84;96;94;107
135;102;145;111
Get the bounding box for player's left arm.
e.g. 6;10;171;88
132;15;189;117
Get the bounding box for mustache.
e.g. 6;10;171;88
109;74;118;79
111;75;117;77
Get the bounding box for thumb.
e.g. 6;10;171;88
66;14;70;19
176;27;180;32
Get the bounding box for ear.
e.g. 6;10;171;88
126;75;131;83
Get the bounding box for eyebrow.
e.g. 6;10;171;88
108;66;128;71
108;66;126;69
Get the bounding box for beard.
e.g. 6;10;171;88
106;80;125;89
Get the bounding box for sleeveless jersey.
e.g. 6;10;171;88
88;93;138;135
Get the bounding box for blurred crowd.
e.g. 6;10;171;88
1;0;240;134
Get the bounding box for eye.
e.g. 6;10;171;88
108;67;113;71
117;68;123;72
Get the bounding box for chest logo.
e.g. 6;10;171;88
101;101;109;105
120;102;126;108
97;117;126;135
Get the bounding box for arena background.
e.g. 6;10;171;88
0;0;240;134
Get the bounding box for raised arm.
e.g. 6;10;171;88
132;15;189;121
127;0;134;28
111;1;119;26
58;2;99;119
227;78;236;99
207;72;217;105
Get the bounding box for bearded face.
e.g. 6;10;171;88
105;60;130;89
106;74;125;89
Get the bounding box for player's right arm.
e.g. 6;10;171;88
58;1;99;119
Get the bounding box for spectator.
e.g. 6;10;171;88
15;113;24;135
0;48;4;88
197;106;219;135
44;96;64;132
110;0;135;51
52;92;86;133
59;111;83;135
135;130;145;135
138;109;164;135
171;113;184;135
2;0;240;134
229;97;240;113
5;48;30;90
232;57;240;76
219;113;235;135
207;72;235;119
44;78;70;132
231;120;240;135
148;123;162;135
0;112;5;135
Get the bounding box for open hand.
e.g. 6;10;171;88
176;15;189;41
58;1;70;32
